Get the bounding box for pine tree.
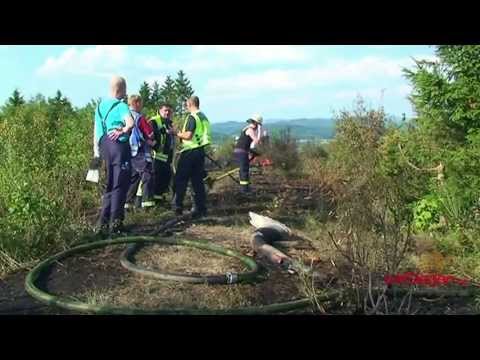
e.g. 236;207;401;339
160;76;177;110
151;81;161;110
139;81;152;110
48;90;70;107
8;89;25;107
47;90;73;113
31;93;46;104
174;70;194;115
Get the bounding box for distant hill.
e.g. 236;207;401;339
212;118;335;142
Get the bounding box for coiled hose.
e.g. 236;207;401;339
120;238;261;285
25;236;316;314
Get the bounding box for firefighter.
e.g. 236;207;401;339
172;96;211;218
150;103;175;205
233;114;263;194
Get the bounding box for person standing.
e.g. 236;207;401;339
173;96;211;218
150;103;175;204
94;76;134;237
233;114;263;194
125;95;156;210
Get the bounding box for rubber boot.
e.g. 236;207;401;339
110;219;126;237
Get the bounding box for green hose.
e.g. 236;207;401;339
25;236;313;314
120;238;262;284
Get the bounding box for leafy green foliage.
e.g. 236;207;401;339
0;98;96;272
413;196;441;232
399;45;480;281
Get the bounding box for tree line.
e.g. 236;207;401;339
3;69;195;117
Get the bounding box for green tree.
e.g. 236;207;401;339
151;81;161;111
48;90;72;110
31;93;46;104
138;81;152;111
404;45;480;144
401;45;480;230
160;76;177;110
7;89;25;107
174;70;194;116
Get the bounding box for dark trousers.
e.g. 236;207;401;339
234;150;250;187
153;158;172;197
126;155;154;204
99;136;131;225
173;148;206;212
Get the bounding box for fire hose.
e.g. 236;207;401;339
24;215;320;314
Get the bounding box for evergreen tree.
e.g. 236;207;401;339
138;81;152;110
174;70;194;115
404;45;480;143
151;81;161;111
160;76;177;110
31;93;46;104
8;89;25;107
48;90;72;109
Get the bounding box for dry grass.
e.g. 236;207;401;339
135;244;248;275
66;224;312;311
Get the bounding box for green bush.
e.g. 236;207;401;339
413;195;441;232
211;136;235;167
0;99;96;273
300;141;329;160
263;128;300;177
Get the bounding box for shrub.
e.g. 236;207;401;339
262;128;300;177
0;100;96;274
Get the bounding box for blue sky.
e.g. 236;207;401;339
0;45;436;123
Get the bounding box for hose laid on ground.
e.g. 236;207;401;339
120;237;262;284
25;236;314;314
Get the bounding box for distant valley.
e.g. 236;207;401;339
211;118;336;142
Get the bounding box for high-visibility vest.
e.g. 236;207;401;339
150;115;170;162
180;111;212;152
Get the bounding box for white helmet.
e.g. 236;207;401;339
248;114;263;125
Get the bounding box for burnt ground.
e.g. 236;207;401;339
0;169;334;314
0;168;478;315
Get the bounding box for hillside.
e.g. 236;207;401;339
212;118;335;142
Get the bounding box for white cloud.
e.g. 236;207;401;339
205;56;415;97
145;76;167;87
192;45;309;64
140;56;170;71
274;95;313;108
334;88;386;100
36;45;127;77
